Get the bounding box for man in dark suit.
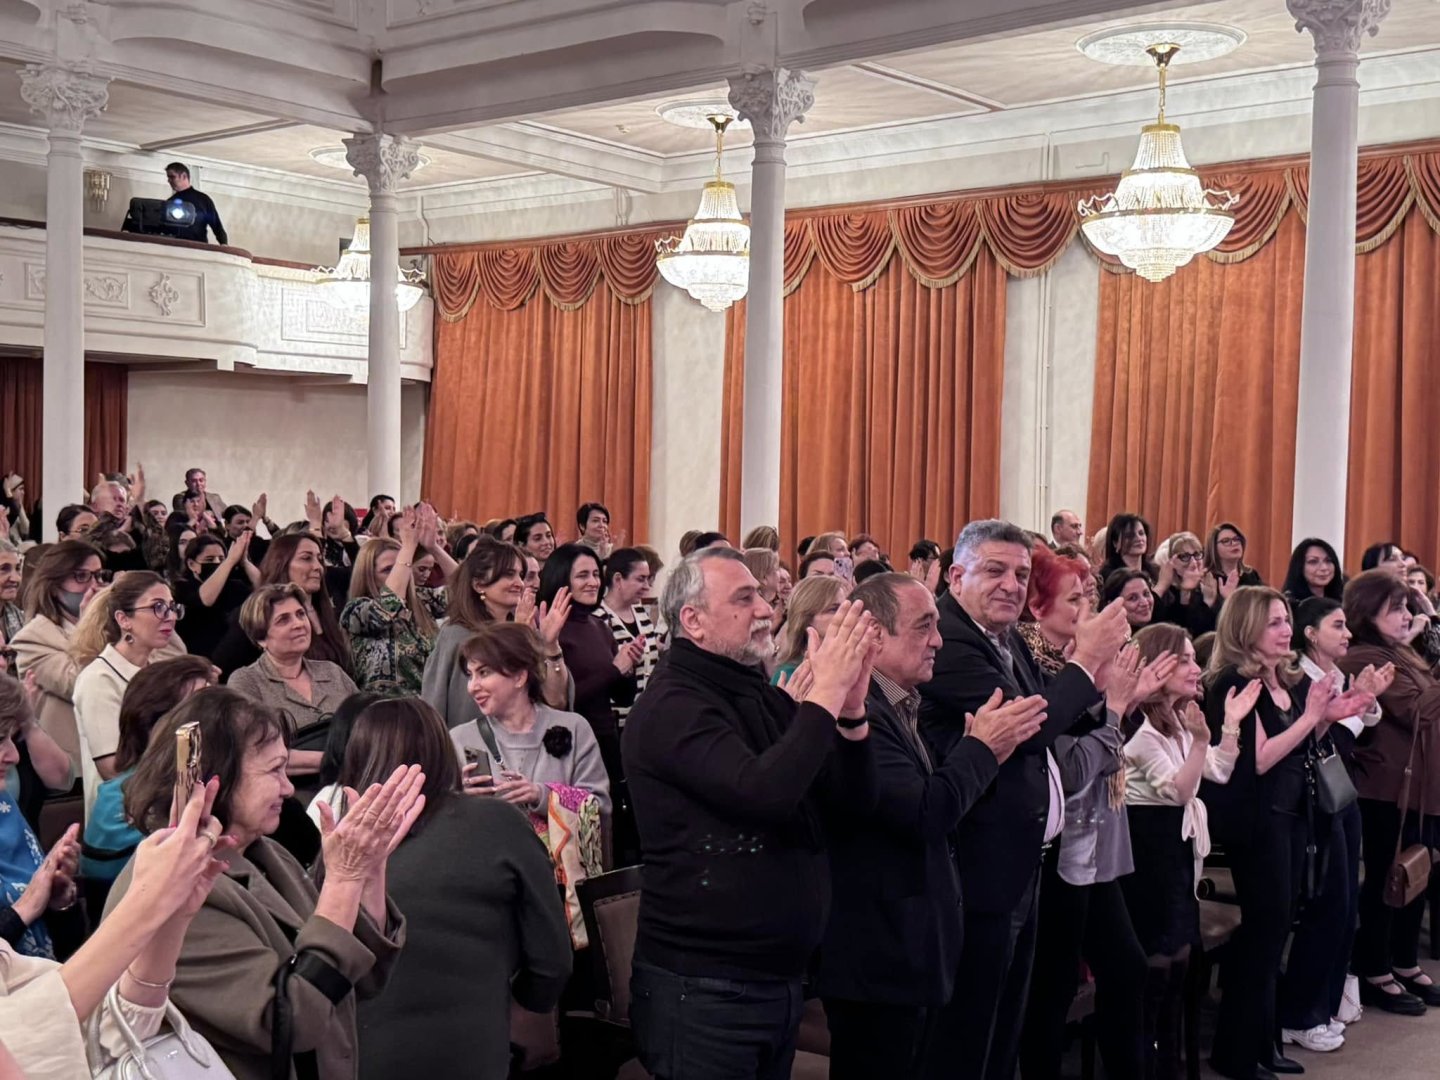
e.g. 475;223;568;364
919;519;1129;1080
819;572;1048;1079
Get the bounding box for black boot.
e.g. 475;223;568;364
1141;960;1171;1080
1157;955;1188;1080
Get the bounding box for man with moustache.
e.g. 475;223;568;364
818;572;1049;1079
919;520;1130;1080
622;546;879;1080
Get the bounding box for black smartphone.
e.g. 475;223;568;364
464;745;492;778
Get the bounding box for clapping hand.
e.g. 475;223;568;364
1100;643;1178;716
802;599;876;720
536;587;571;650
1181;700;1210;739
317;765;426;881
965;688;1047;764
304;490;323;533
1072;598;1131;675
1223;679;1264;727
394;506;420;548
13;824;81;922
777;658;815;703
0;506;9;542
614;636;646;675
251;492;268;526
1353;662;1396;699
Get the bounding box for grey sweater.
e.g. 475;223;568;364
420;622;477;730
448;705;611;817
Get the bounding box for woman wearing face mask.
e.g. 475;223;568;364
1104;570;1155;633
212;533;353;681
539;544;641;797
1122;624;1243;1080
1337;571;1440;1015
1200;588;1373;1079
71;572;181;818
173;532;258;661
1276;599;1394;1049
11;541;108;766
1282;539;1345;605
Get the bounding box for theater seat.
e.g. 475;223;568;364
1184;900;1244;1080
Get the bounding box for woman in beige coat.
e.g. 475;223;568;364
10;541;107;765
106;686;423;1080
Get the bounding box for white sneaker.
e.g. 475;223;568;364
1283;1025;1345;1053
1337;974;1364;1024
1326;1020;1345;1037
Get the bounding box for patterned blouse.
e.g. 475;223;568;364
1018;620;1068;679
340;585;447;695
598;602;660;724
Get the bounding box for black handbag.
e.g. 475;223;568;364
1311;738;1358;814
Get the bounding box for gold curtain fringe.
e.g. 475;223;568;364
1403;156;1440;237
1285;169;1310;228
848;242;898;292
782;244;818;297
1355;189;1416;255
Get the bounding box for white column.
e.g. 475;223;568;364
1287;0;1390;557
344;133;420;501
21;64;109;537
728;68;814;534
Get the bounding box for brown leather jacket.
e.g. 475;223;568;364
1339;642;1440;813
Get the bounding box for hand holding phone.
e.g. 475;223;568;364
173;721;203;822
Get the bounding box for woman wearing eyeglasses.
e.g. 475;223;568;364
11;541;109;768
1152;532;1218;637
1204;523;1263;606
72;572;181;818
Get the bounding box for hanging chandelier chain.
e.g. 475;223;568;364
1147;43;1179;124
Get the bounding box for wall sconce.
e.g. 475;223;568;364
84;169;110;212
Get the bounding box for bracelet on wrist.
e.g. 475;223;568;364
836;713;867;730
124;969;174;991
1221;725;1240;738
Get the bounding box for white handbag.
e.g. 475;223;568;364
86;984;236;1080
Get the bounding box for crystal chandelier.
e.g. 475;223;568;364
1077;44;1239;282
313;217;427;315
656;116;750;312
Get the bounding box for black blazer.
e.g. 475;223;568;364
918;592;1102;914
819;680;999;1006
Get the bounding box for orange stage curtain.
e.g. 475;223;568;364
1345;207;1440;567
422;233;657;539
720;225;1006;562
1086;215;1306;586
0;358;127;509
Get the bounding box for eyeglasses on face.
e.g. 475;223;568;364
1217;536;1243;547
130;601;185;621
1173;552;1203;564
70;568;112;586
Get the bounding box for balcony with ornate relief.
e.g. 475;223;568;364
0;220;433;384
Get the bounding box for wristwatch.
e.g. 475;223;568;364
836;713;868;730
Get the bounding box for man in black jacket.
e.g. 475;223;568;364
623;546;879;1080
919;519;1129;1080
163;162;228;244
819;572;1048;1079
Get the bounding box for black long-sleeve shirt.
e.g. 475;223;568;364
622;639;877;980
167;187;227;244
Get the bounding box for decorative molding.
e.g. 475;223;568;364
1287;0;1393;60
149;273;180;317
19;64;110;137
343;133;422;196
24;264;42;300
85;274;128;305
727;68;815;145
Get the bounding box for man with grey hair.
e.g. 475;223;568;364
623;545;880;1080
919;519;1129;1080
818;571;1048;1079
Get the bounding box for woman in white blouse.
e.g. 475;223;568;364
1122;622;1249;1080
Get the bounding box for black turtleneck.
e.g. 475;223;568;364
621;639;876;980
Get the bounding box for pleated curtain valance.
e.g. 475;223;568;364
430;231;665;319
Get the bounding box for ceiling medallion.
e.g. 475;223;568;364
656;99;747;130
1077;22;1246;66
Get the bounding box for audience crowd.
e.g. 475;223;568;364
1;467;1439;1080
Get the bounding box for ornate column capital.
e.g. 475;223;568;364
20;63;109;136
343;133;421;196
727;67;815;146
1286;0;1391;60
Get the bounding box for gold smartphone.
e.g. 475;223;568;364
174;721;203;813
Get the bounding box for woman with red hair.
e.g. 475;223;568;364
1019;543;1175;1080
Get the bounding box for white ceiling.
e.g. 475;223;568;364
2;0;1437;201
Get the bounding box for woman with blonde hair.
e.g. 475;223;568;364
1200;587;1372;1078
770;575;847;684
341;509;446;693
741;525;781;553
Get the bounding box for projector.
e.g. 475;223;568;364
166;198;197;227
